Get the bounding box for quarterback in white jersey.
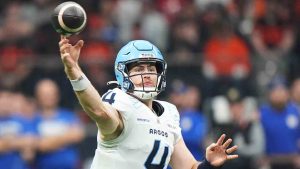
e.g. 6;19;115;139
91;88;181;169
58;38;239;169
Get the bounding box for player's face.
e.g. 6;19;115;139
128;63;158;88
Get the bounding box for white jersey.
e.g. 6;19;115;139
90;88;182;169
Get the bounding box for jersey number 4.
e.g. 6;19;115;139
102;91;116;104
145;140;169;169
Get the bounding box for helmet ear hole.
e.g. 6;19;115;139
155;62;164;74
123;79;132;91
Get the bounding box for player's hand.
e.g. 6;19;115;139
59;35;84;69
206;134;238;167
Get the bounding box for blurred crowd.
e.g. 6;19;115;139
0;0;300;169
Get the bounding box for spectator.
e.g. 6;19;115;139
0;2;34;42
260;76;300;169
155;0;188;23
16;95;39;167
34;79;84;169
169;82;208;160
289;78;300;163
0;45;34;90
202;16;252;97
167;3;202;59
251;0;295;95
115;0;143;43
0;91;36;169
205;87;264;169
226;88;265;169
140;1;169;51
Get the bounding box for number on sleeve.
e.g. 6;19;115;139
144;140;169;169
102;91;116;104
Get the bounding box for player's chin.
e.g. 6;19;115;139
144;84;155;88
145;83;158;88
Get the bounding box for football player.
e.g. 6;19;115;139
58;37;238;169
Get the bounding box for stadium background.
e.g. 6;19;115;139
0;0;300;169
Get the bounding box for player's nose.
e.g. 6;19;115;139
142;74;150;79
142;69;151;76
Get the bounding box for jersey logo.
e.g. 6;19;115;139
139;53;154;58
149;128;168;138
137;118;150;123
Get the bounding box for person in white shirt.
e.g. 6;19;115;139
58;37;238;169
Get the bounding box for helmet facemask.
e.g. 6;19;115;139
129;72;162;100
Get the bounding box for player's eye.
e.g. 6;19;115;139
148;68;155;72
148;66;156;72
136;67;144;72
130;65;156;74
130;67;143;73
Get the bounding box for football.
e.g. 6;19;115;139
51;1;87;36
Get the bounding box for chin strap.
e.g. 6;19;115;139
132;87;158;100
132;91;158;100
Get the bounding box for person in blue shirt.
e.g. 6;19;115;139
0;91;37;169
290;78;300;154
34;79;85;169
169;82;208;161
260;76;300;169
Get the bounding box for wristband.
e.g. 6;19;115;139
198;158;222;169
69;74;91;91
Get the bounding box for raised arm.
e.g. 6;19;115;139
58;36;123;139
